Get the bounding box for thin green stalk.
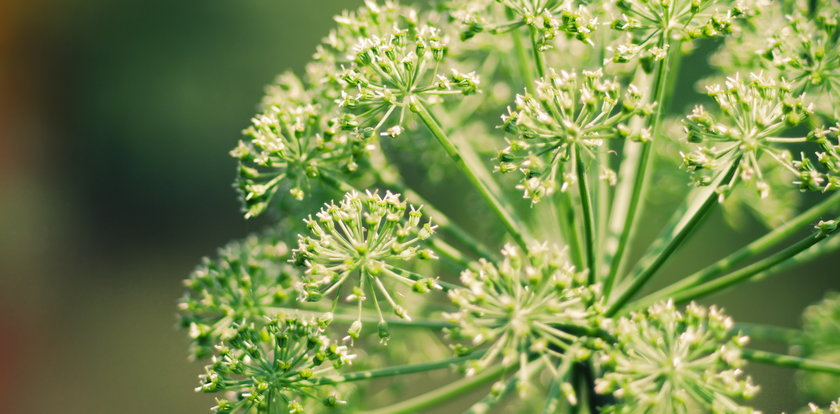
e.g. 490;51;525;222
604;38;673;297
265;307;457;330
742;349;840;375
733;323;801;343
529;27;547;78
362;363;508;414
607;158;740;315
635;191;840;308
575;147;597;283
316;353;483;385
510;18;536;92
559;190;586;269
411;99;528;250
667;222;837;304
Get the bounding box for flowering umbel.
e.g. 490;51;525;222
179;233;298;359
232;72;370;217
681;72;821;198
293;191;439;340
595;301;758;413
197;317;353;414
498;68;650;202
447;243;605;395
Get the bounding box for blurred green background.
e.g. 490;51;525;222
0;1;836;413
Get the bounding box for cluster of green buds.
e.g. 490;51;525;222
794;124;840;192
315;1;418;67
335;24;479;139
447;0;598;48
197;317;353;414
231;72;370;217
595;300;758;413
681;72;815;198
608;0;756;66
755;7;840;119
795;292;840;402
293;191;439;341
498;68;651;203
178;233;298;359
446;243;606;396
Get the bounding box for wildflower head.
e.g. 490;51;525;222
596;300;759;413
293;191;439;339
232;72;370;218
178;233;298;359
498;68;650;203
197;317;353;413
795;292;840;402
607;0;758;65
446;243;606;394
447;0;598;47
335;24;479;138
681;72;815;198
807;399;840;414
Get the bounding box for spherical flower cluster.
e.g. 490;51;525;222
315;1;419;66
681;72;815;198
595;300;759;414
446;243;606;393
608;0;758;65
335;24;479;138
795;291;840;402
231;72;370;218
447;0;598;48
498;68;651;203
197;317;353;414
178;233;298;359
293;191;439;340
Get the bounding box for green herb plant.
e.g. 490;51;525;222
178;0;840;412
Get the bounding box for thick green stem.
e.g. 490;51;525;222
411;99;528;250
362;363;507;414
558;190;586;269
743;349;840;375
607;158;740;315
604;38;673;297
667;223;837;304
529;27;547;78
575;147;597;282
510;21;537;92
635;191;840;308
316;353;483;385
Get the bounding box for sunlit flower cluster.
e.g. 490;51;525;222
335;25;479;138
293;191;439;340
197;317;353;414
179;233;298;359
596;300;759;414
608;0;758;65
681;72;815;198
498;68;651;202
447;0;599;48
231;72;371;217
446;243;606;393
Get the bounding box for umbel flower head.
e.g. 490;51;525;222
607;0;757;66
595;300;759;414
293;190;439;341
336;24;479;138
446;0;598;48
231;72;371;218
794;291;840;402
681;72;817;198
178;233;298;359
498;68;651;203
807;399;840;414
446;243;606;395
197;317;353;414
